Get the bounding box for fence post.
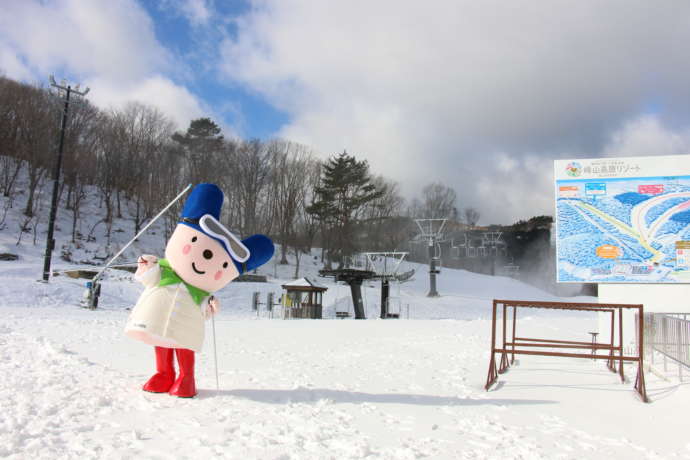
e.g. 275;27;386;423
679;320;683;382
649;314;654;366
619;308;625;382
683;315;690;378
663;317;668;372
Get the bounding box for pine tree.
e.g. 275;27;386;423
172;118;224;183
173;118;223;144
307;151;384;266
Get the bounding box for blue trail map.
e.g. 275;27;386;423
556;173;690;283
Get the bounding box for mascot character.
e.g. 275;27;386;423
125;183;274;397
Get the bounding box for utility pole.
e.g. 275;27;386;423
42;76;90;282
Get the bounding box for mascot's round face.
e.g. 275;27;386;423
165;224;240;292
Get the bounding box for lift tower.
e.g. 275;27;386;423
414;219;447;297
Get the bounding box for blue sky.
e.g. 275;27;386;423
138;0;288;139
2;0;690;224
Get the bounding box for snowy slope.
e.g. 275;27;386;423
2;177;690;459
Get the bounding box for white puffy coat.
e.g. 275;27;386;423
124;262;210;352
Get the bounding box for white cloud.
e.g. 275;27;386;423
0;0;223;135
159;0;213;26
0;43;33;81
87;75;206;131
87;75;239;137
220;0;690;223
0;0;170;81
180;0;212;26
477;115;690;224
477;154;554;224
602;115;690;158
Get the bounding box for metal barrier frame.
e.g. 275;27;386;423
485;299;648;403
643;312;690;381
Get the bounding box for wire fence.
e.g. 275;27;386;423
642;313;690;381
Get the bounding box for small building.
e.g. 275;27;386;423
281;277;328;319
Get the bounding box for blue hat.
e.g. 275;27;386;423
180;184;274;273
180;183;223;222
234;234;275;274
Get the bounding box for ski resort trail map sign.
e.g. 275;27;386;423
555;155;690;283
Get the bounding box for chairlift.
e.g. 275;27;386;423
334;280;352;319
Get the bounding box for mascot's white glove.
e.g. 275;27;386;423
206;296;220;318
136;254;158;276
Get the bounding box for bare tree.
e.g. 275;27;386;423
16;84;55;217
94;110;131;244
113;103;176;235
156;142;187;240
267;139;313;264
289;160;322;277
464;207;480;227
0;77;25;199
419;181;458;220
361;175;405;251
298;160;321;254
229;139;272;237
61;100;101;242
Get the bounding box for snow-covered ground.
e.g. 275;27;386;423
2;181;690;459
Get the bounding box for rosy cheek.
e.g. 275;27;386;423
214;270;222;281
182;244;191;255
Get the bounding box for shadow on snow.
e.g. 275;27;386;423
196;387;556;406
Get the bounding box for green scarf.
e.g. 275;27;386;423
157;258;210;306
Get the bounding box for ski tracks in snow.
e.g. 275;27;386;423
0;314;685;459
0;326;136;458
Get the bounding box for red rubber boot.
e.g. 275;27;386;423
142;346;175;393
169;348;197;398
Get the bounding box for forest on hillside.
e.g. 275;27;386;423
0;75;554;283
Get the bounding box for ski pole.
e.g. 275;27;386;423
91;184;192;285
51;262;139;276
211;297;220;392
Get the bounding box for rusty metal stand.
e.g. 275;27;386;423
634;309;649;402
484;300;649;403
634;365;648;402
589;332;599;360
485;300;500;389
499;351;510;373
607;310;616;372
511;306;517;364
486;353;498;390
499;303;510;373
